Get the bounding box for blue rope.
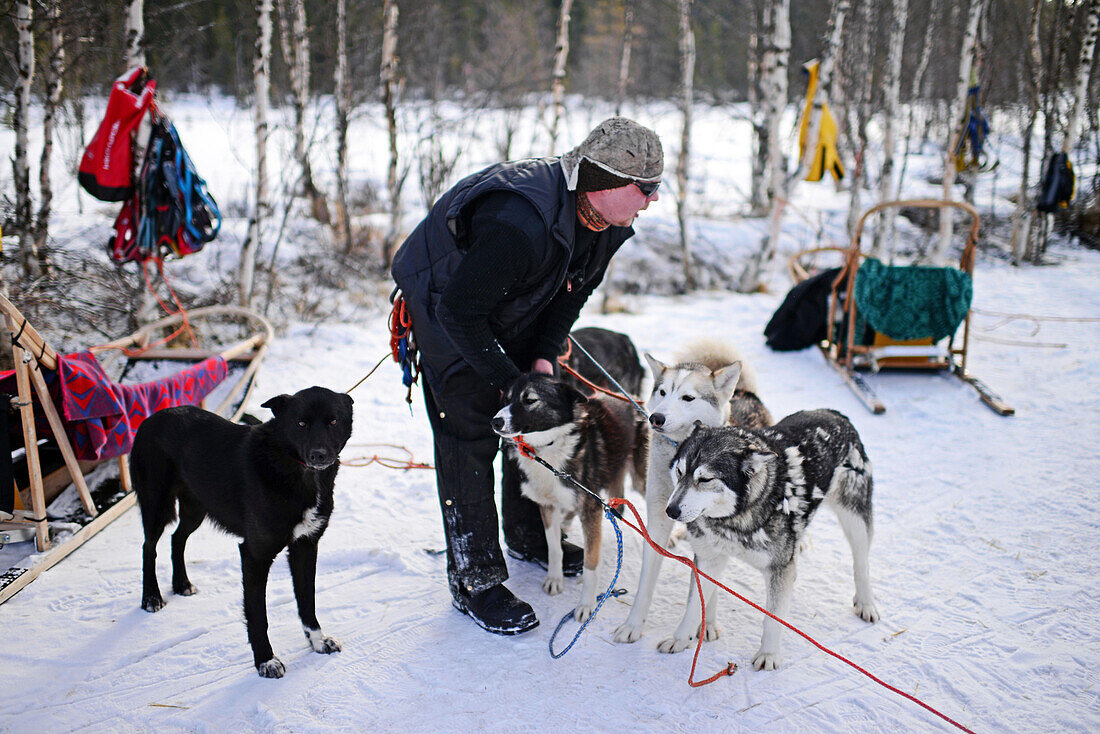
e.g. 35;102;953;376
548;505;627;658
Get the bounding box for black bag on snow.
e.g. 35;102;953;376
764;267;843;351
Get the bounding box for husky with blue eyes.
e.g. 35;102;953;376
661;409;879;670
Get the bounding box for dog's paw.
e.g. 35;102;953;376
613;621;645;644
304;627;342;654
656;635;695;654
574;603;596;624
853;597;880;623
257;657;286;678
752;649;781;671
173;582;198;597
542;575;565;596
141;594;165;612
702;621;721;641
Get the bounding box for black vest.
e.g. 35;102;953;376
391;158;633;385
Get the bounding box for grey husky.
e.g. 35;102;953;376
660;410;879;670
614;339;771;644
492;374;648;622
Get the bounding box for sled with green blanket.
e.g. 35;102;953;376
812;199;1013;416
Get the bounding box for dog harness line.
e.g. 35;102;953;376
512;435;980;731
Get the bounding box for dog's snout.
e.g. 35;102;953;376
650;413;665;429
491;416;505;432
308;449;330;465
665;503;681;521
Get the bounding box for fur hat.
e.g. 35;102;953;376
561;117;663;191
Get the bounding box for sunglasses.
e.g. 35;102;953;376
633;179;660;197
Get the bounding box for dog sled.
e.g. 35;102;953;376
791;199;1012;416
0;296;274;604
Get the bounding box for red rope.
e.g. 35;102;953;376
340;443;433;471
607;498;975;733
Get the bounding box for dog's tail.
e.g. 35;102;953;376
672;338;760;394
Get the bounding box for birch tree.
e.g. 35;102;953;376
934;0;988;263
13;0;37;281
276;0;330;225
844;0;874;242
381;0;402;265
615;0;634;117
240;0;273;307
548;0;574;152
739;0;848;293
1060;0;1099;157
676;0;696;289
1009;0;1045;265
752;0;791;216
34;0;65;263
125;0;145;68
334;0;352;253
870;0;909;258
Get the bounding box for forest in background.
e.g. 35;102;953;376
1;0;1093;105
2;0;1099;340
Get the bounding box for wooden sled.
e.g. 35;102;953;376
797;199;1013;416
1;296;274;604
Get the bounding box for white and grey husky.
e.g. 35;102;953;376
613;340;772;644
660;410;879;670
492;374;648;622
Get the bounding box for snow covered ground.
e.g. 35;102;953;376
3;95;1100;732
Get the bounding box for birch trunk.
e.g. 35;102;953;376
676;0;696;289
752;0;791;215
749;4;765;212
125;0;145;68
13;0;38;281
739;0;848;293
276;0;330;225
871;0;909;258
845;0;874;243
240;0;273;307
34;0;64;266
381;0;402;265
615;0;634;116
934;0;988;263
334;0;352;252
1009;0;1044;265
548;0;574;152
1061;0;1100;155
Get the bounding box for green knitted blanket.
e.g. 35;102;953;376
854;258;973;342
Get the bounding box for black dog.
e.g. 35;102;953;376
131;386;354;678
562;326;645;397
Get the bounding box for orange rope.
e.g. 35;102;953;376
608;497;975;732
341;443;433;471
556;354;633;403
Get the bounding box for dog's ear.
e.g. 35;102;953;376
261;394;292;415
713;361;743;400
340;392;354;409
644;352;668;379
566;384;589;405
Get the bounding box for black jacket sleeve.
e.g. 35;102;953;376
435;192;540;390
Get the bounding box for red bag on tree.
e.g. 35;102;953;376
78;67;156;202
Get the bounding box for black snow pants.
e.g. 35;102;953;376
422;365;548;599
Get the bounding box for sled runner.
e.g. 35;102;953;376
799;199;1012;416
0;297;273;604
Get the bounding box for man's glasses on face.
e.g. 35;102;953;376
633;179;660;197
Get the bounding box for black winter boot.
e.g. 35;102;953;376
452;584;539;635
506;540;585;577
